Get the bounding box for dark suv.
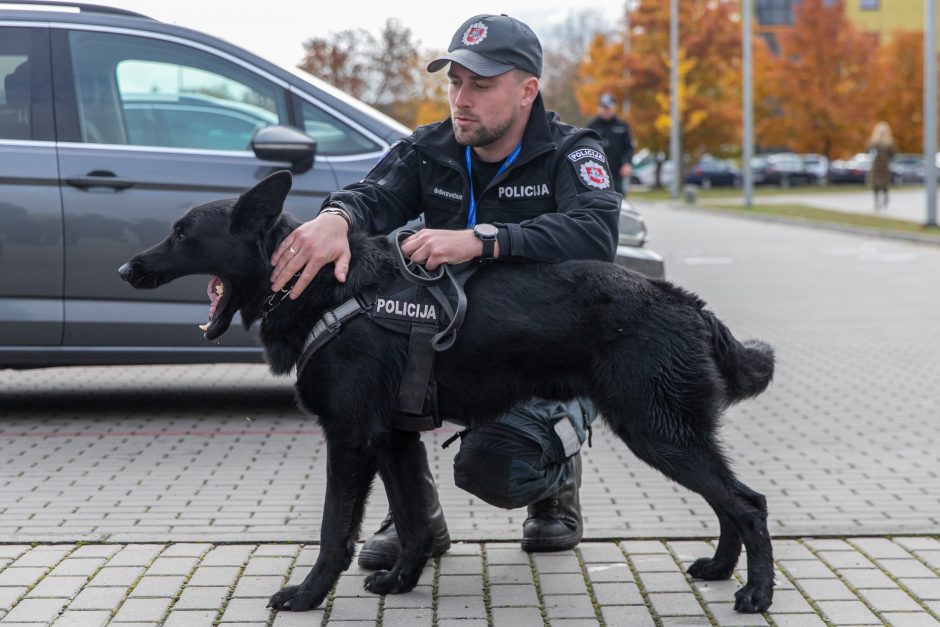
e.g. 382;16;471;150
0;2;663;369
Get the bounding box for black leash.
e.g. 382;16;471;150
388;228;472;351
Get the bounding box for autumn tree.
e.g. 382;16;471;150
575;33;628;118
541;9;610;126
619;0;742;184
298;18;425;127
754;0;879;159
875;30;926;153
414;49;450;127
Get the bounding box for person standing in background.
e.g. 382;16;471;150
866;121;896;210
587;93;635;196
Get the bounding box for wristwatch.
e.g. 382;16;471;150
473;223;498;260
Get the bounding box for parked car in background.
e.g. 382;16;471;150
752;152;815;187
889;153;926;184
683;156;741;189
0;3;664;369
829;153;872;184
800;154;829;184
632;148;675;188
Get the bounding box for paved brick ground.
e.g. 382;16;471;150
0;203;938;624
0;538;937;625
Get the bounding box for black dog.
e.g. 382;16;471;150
119;171;776;613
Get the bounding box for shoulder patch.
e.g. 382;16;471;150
567;146;613;191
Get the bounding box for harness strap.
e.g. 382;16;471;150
395;323;441;430
295;297;366;374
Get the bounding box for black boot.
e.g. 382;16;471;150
521;453;583;552
358;476;451;570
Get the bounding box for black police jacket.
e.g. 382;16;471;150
586;115;635;175
320;94;621;263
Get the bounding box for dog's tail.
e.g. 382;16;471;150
700;309;775;403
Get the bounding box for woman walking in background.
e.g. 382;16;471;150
867;121;896;210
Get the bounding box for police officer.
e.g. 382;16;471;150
587;94;636;195
270;14;620;568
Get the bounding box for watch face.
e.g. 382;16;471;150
475;223;498;238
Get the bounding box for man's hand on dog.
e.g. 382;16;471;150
272;221;497;298
400;228;498;270
271;213;351;299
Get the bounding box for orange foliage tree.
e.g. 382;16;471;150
875;30;926;153
575;33;629;118
614;0;742;175
754;0;879;159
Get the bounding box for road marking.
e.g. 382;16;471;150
821;246;917;262
680;256;733;265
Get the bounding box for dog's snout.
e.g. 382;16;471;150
118;262;133;282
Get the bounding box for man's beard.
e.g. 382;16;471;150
453;110;517;147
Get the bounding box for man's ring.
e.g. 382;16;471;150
288;246;297;255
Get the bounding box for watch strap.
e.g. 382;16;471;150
480;236;495;260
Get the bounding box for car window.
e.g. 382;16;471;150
298;99;381;157
0;28;31;141
68;30;288;150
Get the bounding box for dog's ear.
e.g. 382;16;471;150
230;170;293;237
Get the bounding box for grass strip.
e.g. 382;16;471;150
706;202;940;237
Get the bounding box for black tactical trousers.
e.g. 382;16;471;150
453;397;597;509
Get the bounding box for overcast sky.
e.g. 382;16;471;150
110;1;626;70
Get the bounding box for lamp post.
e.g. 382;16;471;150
927;0;938;226
742;0;754;209
624;0;639;115
670;0;681;199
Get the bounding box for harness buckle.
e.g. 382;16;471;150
323;310;341;332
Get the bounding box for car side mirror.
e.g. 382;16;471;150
251;125;317;174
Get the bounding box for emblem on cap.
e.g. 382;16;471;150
579;161;611;189
462;22;488;46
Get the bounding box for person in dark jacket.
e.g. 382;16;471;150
587;94;636;195
269;14;620;568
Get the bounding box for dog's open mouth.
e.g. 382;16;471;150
199;276;235;341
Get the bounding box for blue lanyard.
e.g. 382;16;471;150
465;143;522;228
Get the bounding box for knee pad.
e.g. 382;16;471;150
453;425;560;509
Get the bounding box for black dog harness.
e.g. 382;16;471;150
295;229;476;431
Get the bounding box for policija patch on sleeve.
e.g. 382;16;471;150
567;147;613;190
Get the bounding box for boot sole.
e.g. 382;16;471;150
520;532;583;553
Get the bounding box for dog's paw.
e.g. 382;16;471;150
733;581;773;613
688;557;735;581
267;585;323;612
363;569;404;595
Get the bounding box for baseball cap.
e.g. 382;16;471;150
427;14;543;78
599;94;616;108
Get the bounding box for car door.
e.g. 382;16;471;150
52;27;338;354
0;26;62;356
